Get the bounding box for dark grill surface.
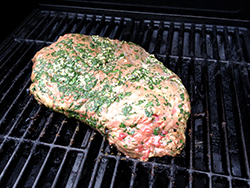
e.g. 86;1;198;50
0;6;250;188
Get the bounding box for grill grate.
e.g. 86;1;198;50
0;7;250;188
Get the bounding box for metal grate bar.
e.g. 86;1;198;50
4;92;34;137
204;60;213;187
12;142;37;188
109;155;121;188
0;140;23;186
0;77;32;137
36;13;61;41
229;64;250;179
51;151;69;188
87;139;106;188
66;152;85;188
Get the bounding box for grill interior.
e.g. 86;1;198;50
0;5;250;188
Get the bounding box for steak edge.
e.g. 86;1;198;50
30;34;191;161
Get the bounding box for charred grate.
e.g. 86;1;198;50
0;7;250;188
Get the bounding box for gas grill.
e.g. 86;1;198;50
0;1;250;187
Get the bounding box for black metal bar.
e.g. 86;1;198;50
36;12;61;40
31;147;53;188
81;15;96;35
204;59;212;187
120;18;134;41
4;95;34;137
59;13;78;36
109;155;121;188
128;160;138;188
228;64;250;179
0;40;20;66
87;139;106;188
47;14;68;41
12;143;37;188
201;24;207;58
90;14;106;36
233;27;245;61
0;72;32;133
51;150;69;188
113;17;125;40
165;22;174;56
148;162;155;188
0;57;32;105
168;158;176;188
77;14;89;34
216;61;232;181
140;20;153;52
65;152;85;188
25;11;51;39
100;16;115;37
81;128;93;148
0;140;22;186
188;58;195;188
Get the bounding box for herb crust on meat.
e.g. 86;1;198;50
30;33;191;161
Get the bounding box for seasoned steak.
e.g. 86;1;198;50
30;34;191;161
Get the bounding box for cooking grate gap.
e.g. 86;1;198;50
0;77;32;135
220;63;250;178
23;106;51;140
39;112;66;144
2;95;34;137
212;175;230;188
35;12;62;41
206;61;230;175
0;139;17;174
0;42;32;86
85;139;106;188
238;30;250;63
47;14;68;42
91;157;117;188
120;19;134;41
113;160;134;188
16;10;50;40
152;165;171;188
70;122;94;149
81;15;97;35
0;141;33;188
140;21;154;53
55;151;85;188
212;62;231;175
228;63;250;179
111;18;125;40
76;132;103;188
193;114;208;172
192;172;210;188
89;15;107;36
232;179;250;188
132;162;153;187
34;147;66;188
54;117;78;146
174;169;190;188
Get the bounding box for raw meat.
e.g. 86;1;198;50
30;34;191;161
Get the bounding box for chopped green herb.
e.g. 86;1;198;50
153;127;160;135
